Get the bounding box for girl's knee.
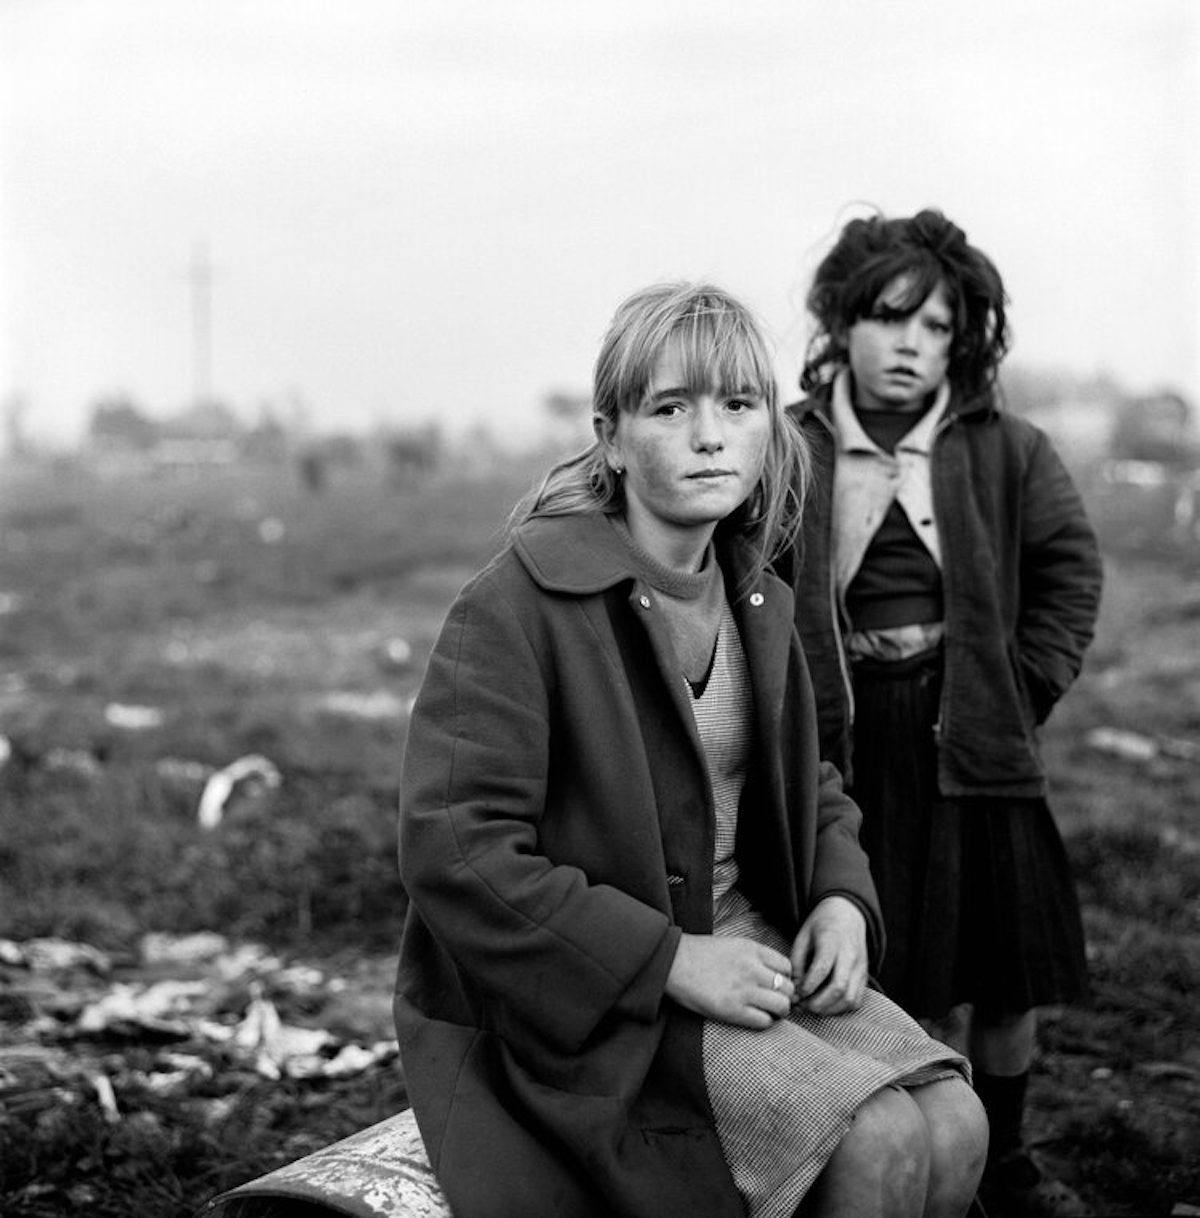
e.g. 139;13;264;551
929;1078;988;1160
912;1079;989;1206
840;1087;932;1182
803;1089;930;1218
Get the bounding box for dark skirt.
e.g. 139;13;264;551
849;648;1090;1021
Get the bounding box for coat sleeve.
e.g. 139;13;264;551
1015;429;1103;723
398;570;679;1057
809;758;885;967
785;638;885;965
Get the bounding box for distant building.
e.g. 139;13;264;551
86;396;252;471
150;399;243;467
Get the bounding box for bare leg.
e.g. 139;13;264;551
797;1086;930;1218
907;1078;989;1218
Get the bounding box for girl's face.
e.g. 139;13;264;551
598;346;771;567
846;277;954;413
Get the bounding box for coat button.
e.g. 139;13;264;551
749;592;764;607
638;595;651;609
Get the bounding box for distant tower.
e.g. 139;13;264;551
188;240;213;407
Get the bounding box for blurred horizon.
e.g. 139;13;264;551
2;0;1197;453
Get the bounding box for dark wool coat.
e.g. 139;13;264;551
781;389;1103;797
394;512;883;1218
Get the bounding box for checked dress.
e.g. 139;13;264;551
693;602;968;1218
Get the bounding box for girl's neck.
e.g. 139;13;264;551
619;506;714;574
611;517;718;599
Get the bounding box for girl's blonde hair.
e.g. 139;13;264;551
511;281;809;585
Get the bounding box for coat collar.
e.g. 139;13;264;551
512;511;780;604
512;512;643;594
512;510;795;721
789;379;996;427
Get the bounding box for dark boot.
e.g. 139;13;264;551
974;1072;1092;1217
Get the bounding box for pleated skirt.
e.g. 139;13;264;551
849;647;1090;1020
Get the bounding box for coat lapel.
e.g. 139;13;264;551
725;550;803;932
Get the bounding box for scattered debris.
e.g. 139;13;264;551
1136;1061;1200;1082
1085;726;1200;764
104;702;166;730
42;748;102;777
129;1051;214;1096
234;986;339;1080
89;1070;121;1123
210;942;285;982
196;753;282;830
376;636;414;671
0;932;402;1129
2;938;113;976
77;980;212;1037
1160;825;1200;857
258;517;286;544
317;689;408;721
1101;458;1172;488
1086;726;1158;761
154;755;214;787
139;930;230;967
0;671;28;705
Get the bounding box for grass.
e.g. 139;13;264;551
2;451;1199;1215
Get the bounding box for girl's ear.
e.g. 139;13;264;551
593;413;622;470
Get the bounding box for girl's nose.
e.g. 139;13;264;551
692;402;725;451
895;316;921;352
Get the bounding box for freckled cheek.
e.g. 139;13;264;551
623;437;678;499
739;427;771;483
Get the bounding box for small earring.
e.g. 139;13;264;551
612;463;624;475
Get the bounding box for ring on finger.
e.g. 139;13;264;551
771;972;786;992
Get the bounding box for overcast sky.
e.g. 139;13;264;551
2;0;1196;450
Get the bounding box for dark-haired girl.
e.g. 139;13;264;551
780;210;1102;1217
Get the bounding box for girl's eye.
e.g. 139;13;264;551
654;401;685;417
727;398;757;413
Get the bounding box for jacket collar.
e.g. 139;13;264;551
829;368;950;454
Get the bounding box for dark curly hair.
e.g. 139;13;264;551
801;208;1010;401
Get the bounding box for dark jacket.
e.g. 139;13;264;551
781;388;1103;798
394;512;882;1218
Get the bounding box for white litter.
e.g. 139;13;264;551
104;703;165;730
318;689;407;721
196;753;281;830
139;931;230;967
